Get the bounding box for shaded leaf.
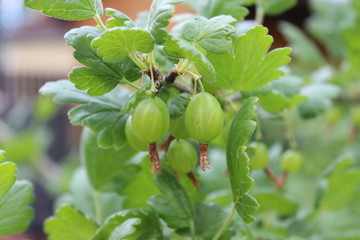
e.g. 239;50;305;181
254;192;298;216
24;0;103;20
208;26;291;91
168;94;191;118
0;181;35;236
194;203;230;239
299;83;340;119
148;170;194;229
122;156;161;208
81;128;139;193
92;27;154;63
227;97;259;223
45;205;98;240
92;208;162;240
264;0;297;15
147;0;182;44
55;168;124;223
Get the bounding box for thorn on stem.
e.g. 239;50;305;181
149;143;161;174
199;143;211;172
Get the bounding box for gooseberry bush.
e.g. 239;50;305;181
1;0;360;239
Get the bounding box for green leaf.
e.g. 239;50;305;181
245;75;306;113
40;80;132;149
0;180;35;236
0;162;17;199
65;26;141;95
187;0;249;21
105;8;135;28
81;128;139;193
194;203;229;239
168;94;190;118
319;157;360;210
279;22;325;67
227;97;259;223
45;205;98;240
147;0;182;44
254;192;298;216
55;168;124;223
0;150;5;163
92;27;154;62
298;83;340;119
264;0;297;15
208;26;292;91
121;84;151;114
122;156;161;208
148;170;194;229
163;36;215;82
24;0;103;20
181;16;236;54
92;208;162;240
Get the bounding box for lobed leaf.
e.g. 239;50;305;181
92;208;162;240
208;26;292;91
0;162;17;199
163;36;215;82
226;96;259;223
24;0;103;20
147;0;182;44
92;27;154;63
45;205;98;240
105;8;135;28
186;0;249;21
148;170;194;229
41;80;132;149
65;26;141;95
181;15;236;54
0;181;35;236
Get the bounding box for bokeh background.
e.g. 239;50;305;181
0;0;350;239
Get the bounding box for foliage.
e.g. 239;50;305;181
0;0;358;239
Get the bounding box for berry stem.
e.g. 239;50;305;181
199;143;211;171
187;171;201;192
149;143;161;174
159;135;175;156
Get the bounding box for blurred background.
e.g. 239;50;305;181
0;0;353;239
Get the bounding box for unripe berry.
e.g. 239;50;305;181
280;150;303;173
167;140;197;174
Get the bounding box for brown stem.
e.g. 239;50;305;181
148;143;161;174
159;135;175;156
264;167;288;189
277;172;288;189
264;167;278;187
187;171;201;192
199;143;211;171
